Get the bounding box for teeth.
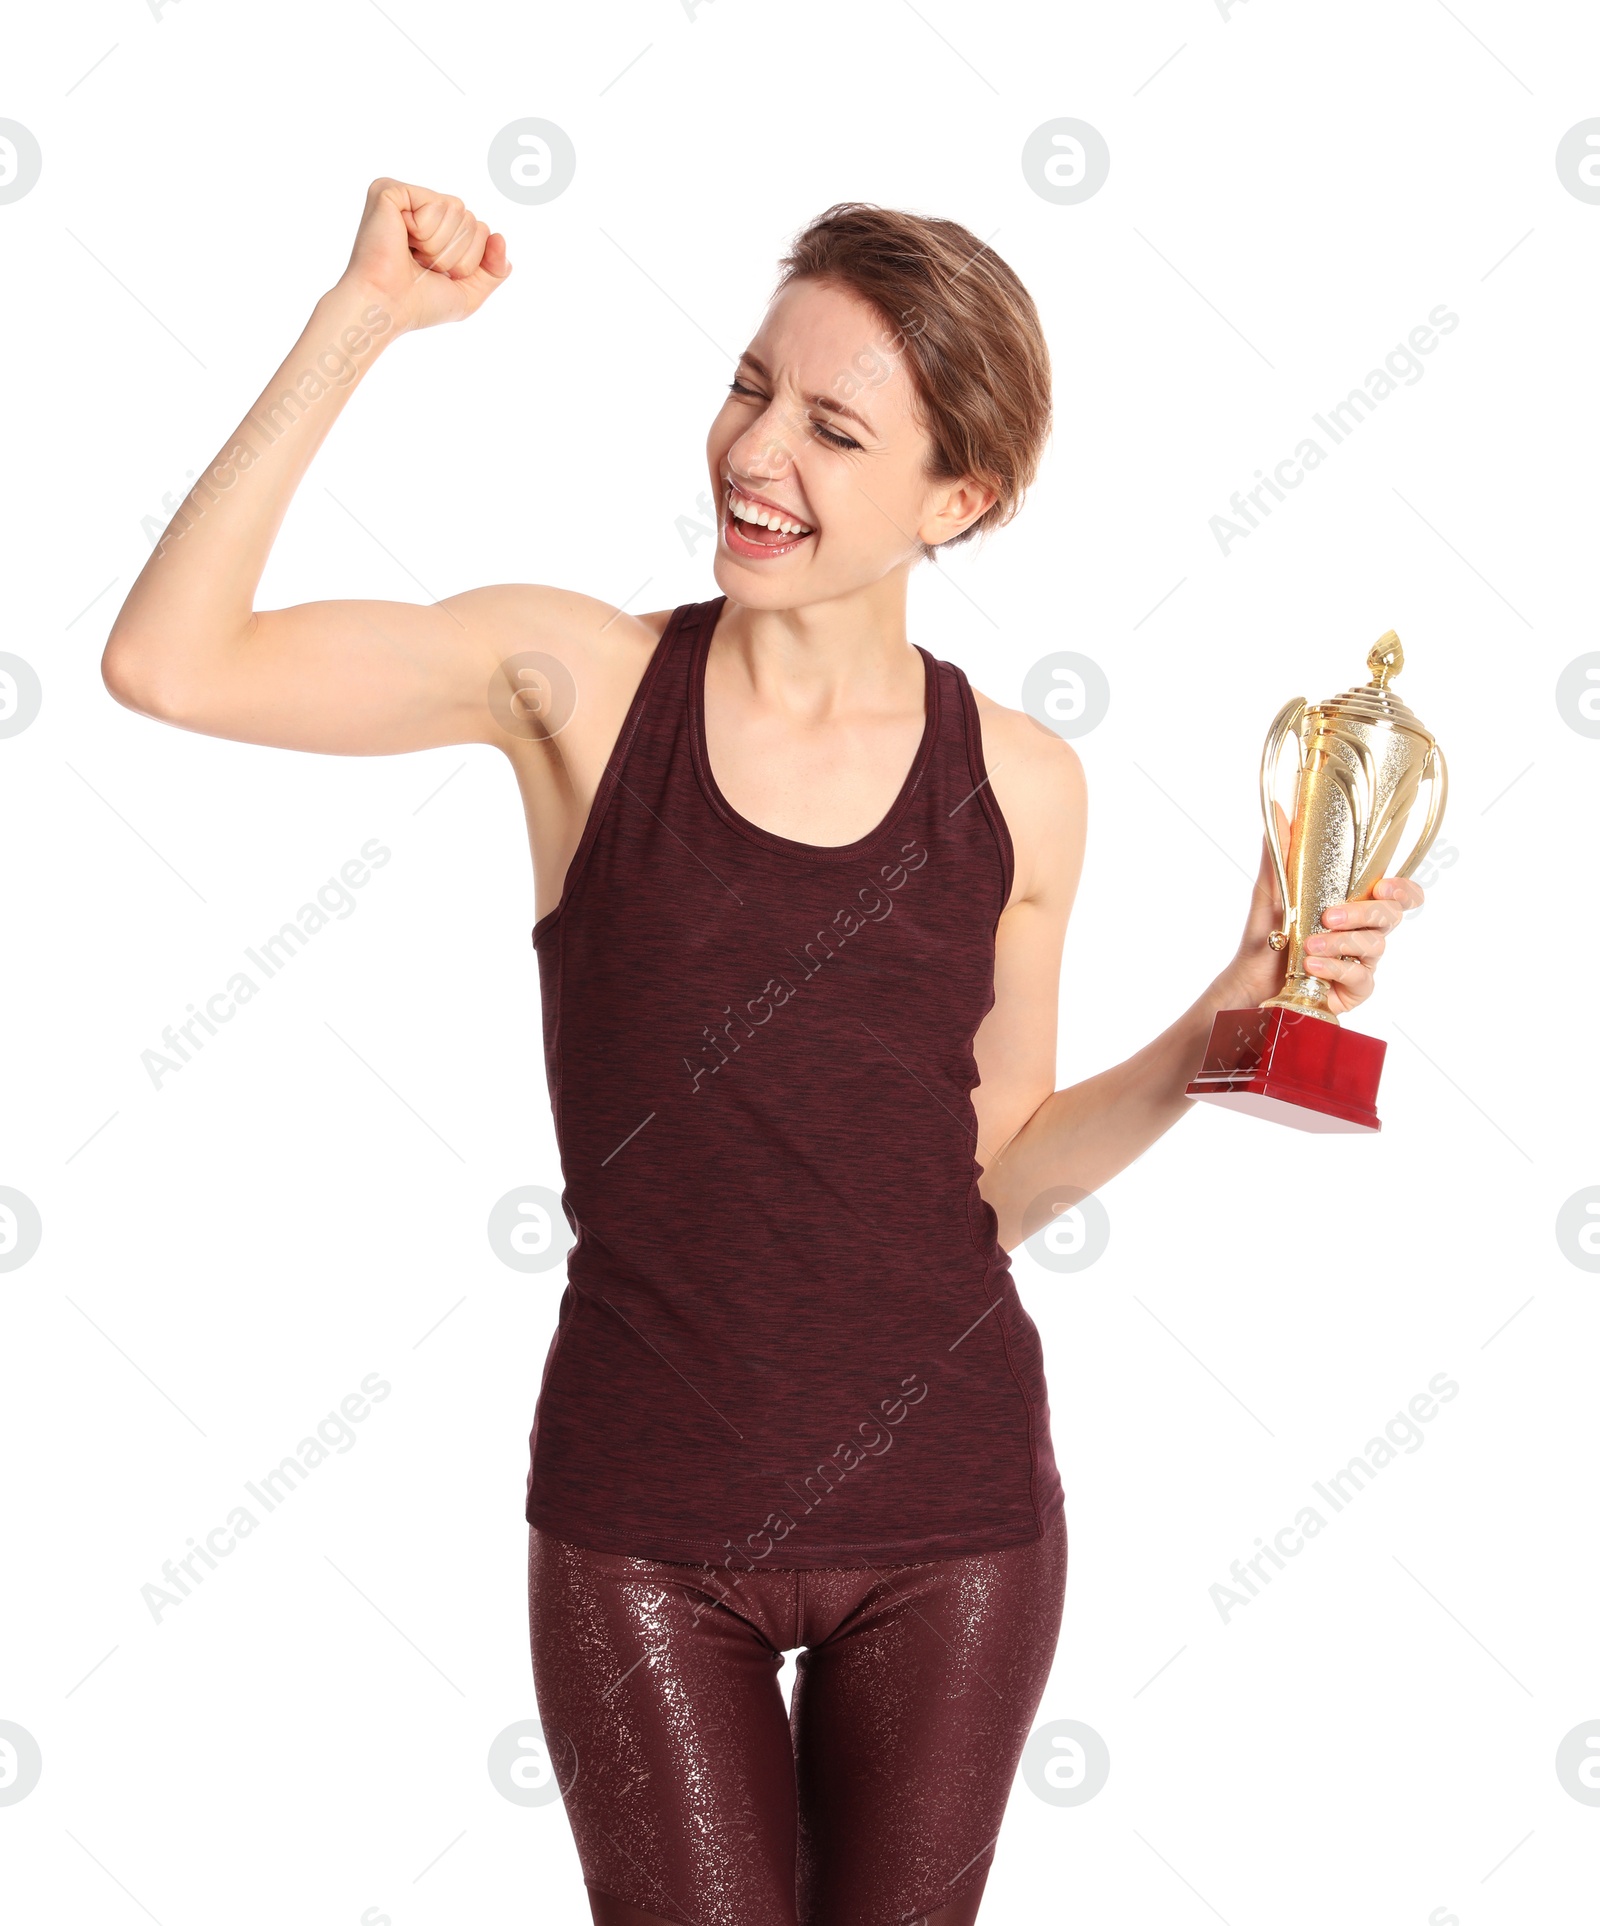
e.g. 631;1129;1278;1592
726;486;811;537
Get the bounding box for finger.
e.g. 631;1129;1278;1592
1269;802;1290;876
1319;896;1405;934
481;230;513;281
435;214;489;280
1372;875;1425;910
1303;928;1383;963
1253;830;1276;898
1253;807;1289;905
1242;837;1281;948
400;186;460;237
431;217;488;281
453;219;491;280
414;214;474;273
405;191;471;268
1302;952;1373;993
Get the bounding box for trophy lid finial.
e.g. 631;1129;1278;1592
1367;630;1404;687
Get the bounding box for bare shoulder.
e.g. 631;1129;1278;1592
969;685;1085;794
438;583;674;667
969;685;1087;908
436;585;677;755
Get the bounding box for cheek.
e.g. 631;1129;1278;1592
831;467;915;544
807;472;863;539
706;404;741;461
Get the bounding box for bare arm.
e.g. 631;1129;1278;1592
101;177;526;753
971;698;1423;1250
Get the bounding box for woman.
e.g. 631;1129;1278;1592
103;181;1423;1926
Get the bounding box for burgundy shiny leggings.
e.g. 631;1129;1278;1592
527;1509;1067;1926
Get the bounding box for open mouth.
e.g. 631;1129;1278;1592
723;482;815;558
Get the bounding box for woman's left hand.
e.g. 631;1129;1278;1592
1217;802;1426;1016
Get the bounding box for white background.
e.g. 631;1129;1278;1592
2;3;1595;1923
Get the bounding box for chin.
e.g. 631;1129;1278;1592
710;552;815;611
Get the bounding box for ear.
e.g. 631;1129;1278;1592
918;475;999;547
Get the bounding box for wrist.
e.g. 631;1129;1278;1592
315;278;406;355
1204;962;1258;1015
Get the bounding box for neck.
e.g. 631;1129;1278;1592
710;567;922;719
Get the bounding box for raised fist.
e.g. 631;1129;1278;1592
339;177;512;332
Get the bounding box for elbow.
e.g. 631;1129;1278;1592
101;630;181;721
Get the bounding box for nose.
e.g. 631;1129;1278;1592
728;393;799;483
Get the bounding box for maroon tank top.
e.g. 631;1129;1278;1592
525;596;1063;1568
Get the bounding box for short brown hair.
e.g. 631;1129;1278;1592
773;203;1052;556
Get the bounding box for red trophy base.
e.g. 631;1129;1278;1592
1185;1006;1387;1133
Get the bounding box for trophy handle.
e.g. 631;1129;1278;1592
1259;697;1306;948
1390;740;1449;882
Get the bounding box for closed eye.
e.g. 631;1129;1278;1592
726;379;862;452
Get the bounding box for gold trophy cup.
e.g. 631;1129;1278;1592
1185;632;1448;1132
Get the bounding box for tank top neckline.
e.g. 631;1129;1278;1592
686;594;943;862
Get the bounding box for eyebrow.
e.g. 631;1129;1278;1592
737;352;877;438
